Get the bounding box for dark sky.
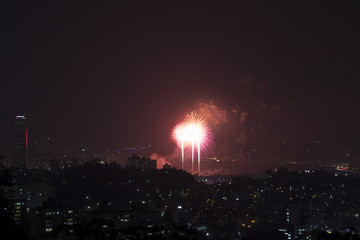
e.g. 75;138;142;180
1;1;359;154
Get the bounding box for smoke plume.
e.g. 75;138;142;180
150;153;171;169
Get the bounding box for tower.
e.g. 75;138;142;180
12;115;28;168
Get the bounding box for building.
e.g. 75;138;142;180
8;199;27;225
31;208;77;236
12;115;28;168
5;175;55;209
125;154;157;169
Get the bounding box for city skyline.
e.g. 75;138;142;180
1;2;359;161
1;2;360;239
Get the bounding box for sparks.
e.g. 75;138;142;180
172;123;186;169
172;111;212;176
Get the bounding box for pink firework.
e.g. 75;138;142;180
172;123;186;169
172;112;212;175
183;112;209;175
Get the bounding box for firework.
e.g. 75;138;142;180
172;123;186;169
183;112;206;174
172;111;211;176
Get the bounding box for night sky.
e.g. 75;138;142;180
1;2;360;155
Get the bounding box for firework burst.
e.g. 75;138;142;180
172;123;186;169
172;111;212;175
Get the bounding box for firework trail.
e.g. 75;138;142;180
197;142;201;175
172;123;186;169
192;142;195;172
181;142;184;169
